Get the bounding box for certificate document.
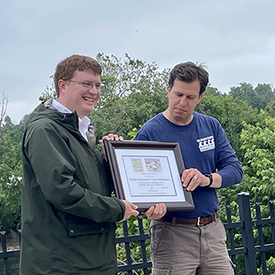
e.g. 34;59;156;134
104;140;194;211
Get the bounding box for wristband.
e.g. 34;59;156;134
203;173;213;187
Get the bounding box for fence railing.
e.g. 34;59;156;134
1;192;275;275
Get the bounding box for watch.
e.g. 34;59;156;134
203;173;213;187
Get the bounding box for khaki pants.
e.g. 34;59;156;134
150;218;235;275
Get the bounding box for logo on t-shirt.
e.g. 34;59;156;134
197;136;215;152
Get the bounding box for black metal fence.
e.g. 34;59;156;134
1;192;275;275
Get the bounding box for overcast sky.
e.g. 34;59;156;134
1;0;274;124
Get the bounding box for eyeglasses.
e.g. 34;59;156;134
67;80;101;90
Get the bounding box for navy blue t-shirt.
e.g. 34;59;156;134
135;112;243;219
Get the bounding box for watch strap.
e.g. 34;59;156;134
203;173;213;187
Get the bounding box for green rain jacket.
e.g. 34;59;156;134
20;102;125;275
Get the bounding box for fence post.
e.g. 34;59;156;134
0;230;10;275
237;192;257;275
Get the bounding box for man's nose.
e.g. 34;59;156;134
179;97;187;106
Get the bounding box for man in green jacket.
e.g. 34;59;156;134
20;54;166;275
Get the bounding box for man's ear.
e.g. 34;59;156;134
58;79;66;95
167;85;171;96
196;93;203;105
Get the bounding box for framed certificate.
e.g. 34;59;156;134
103;140;194;212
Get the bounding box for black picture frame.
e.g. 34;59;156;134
104;140;194;212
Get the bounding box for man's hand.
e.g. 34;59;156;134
181;168;222;191
120;200;139;222
144;203;167;219
99;134;123;159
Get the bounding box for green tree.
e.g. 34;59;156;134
195;87;258;161
90;53;169;140
239;111;275;198
254;83;275;110
217;110;275;223
229;82;275;111
230;82;254;101
229;83;257;108
238;111;275;274
39;82;57;102
265;100;275;117
0;118;24;231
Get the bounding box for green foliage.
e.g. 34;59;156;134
116;215;151;274
196;87;258;161
90;53;169;140
39;81;57;102
0;121;24;231
199;95;275;274
218;112;275;274
254;199;275;275
254;83;275;110
0;257;19;275
240;111;275;198
258;256;275;275
229;82;275;111
265;100;275;117
128;127;140;140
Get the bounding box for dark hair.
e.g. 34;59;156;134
54;54;102;96
168;62;209;95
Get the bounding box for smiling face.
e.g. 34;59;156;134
163;79;203;125
57;70;101;118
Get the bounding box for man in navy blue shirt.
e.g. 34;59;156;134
135;62;243;275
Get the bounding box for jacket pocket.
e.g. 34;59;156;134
66;218;110;237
